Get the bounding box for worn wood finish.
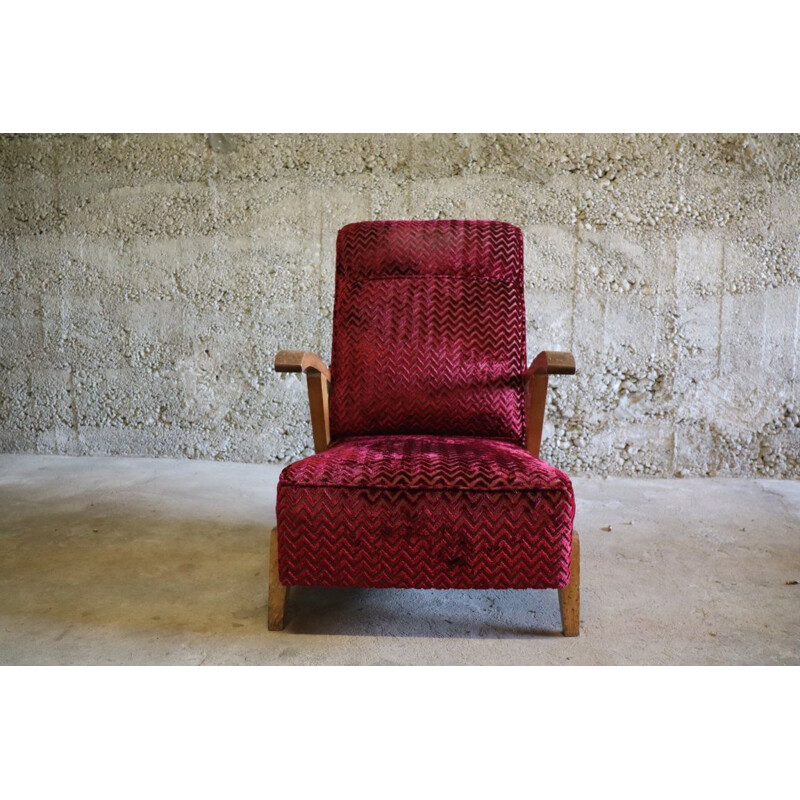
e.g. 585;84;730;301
268;528;288;631
525;350;577;459
306;371;331;453
274;349;331;382
275;348;332;453
558;530;580;636
526;372;549;459
527;350;576;376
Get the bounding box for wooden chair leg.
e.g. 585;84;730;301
268;527;288;631
558;530;580;637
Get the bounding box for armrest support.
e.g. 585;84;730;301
275;349;331;453
525;350;576;459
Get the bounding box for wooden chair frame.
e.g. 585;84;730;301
269;348;580;635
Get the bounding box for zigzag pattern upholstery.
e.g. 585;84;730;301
277;435;575;588
276;220;575;590
329;219;526;443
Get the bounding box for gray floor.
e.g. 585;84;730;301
0;453;798;665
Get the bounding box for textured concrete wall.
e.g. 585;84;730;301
1;133;798;476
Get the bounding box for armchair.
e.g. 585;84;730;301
270;220;580;635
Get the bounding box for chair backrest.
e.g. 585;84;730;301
329;219;527;444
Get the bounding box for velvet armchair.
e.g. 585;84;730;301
269;219;580;635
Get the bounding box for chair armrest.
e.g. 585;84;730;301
275;349;331;453
525;350;576;459
274;350;331;382
526;350;576;376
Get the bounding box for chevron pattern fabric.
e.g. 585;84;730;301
329;219;526;444
277;436;575;589
276;220;576;592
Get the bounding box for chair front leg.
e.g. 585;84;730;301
558;530;580;636
268;528;288;630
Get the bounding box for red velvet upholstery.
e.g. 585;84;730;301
277;435;574;588
329;220;526;444
276;220;575;591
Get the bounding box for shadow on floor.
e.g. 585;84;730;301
282;586;565;639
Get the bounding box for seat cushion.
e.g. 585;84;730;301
276;435;575;590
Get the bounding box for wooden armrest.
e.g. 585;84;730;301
274;350;331;382
275;349;331;453
526;350;576;376
525;350;576;459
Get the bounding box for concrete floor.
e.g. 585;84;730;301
0;453;797;665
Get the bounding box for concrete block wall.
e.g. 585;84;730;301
1;133;798;476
